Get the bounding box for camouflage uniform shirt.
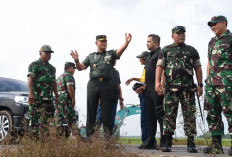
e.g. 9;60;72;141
157;43;201;88
27;58;56;101
207;29;232;86
56;71;75;104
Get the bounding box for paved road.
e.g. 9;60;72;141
123;145;231;157
1;144;231;156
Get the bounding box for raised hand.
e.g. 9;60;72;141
70;50;79;60
125;33;132;44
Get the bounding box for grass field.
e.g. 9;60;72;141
119;137;231;147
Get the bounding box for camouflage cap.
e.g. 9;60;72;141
208;15;228;26
136;51;149;59
39;45;54;53
96;35;107;41
172;26;186;33
65;62;76;69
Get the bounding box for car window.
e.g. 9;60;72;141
0;79;28;92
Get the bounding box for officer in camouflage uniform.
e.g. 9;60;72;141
70;34;132;137
27;45;59;135
203;16;232;155
55;62;77;135
155;26;203;153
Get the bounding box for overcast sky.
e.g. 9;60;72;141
0;0;231;137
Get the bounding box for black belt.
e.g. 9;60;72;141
91;77;111;81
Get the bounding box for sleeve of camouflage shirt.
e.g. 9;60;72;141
192;47;201;67
207;39;214;60
65;74;75;86
27;62;37;78
156;47;166;68
82;55;90;68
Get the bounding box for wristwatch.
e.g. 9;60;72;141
198;83;203;88
119;98;124;101
75;59;79;63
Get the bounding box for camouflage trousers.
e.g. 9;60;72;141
163;89;196;136
28;100;54;134
54;102;76;128
204;85;232;136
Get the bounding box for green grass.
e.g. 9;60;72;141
119;137;231;147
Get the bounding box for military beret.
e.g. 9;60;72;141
172;26;186;33
65;62;76;69
39;45;54;53
208;15;228;26
96;35;107;41
136;51;149;59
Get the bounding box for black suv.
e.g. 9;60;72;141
0;77;29;142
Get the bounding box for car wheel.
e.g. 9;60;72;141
0;110;13;143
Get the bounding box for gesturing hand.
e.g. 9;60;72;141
70;50;79;60
125;78;133;85
125;33;132;44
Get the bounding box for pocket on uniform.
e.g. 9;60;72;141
166;54;177;69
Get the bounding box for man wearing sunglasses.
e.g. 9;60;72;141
155;26;203;153
203;15;232;155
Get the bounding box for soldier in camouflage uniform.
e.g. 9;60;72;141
55;62;77;135
27;45;59;135
155;26;203;153
203;16;232;155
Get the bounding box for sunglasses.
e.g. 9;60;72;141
209;22;218;27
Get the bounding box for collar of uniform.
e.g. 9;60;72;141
172;42;186;47
38;58;49;64
96;50;106;55
215;29;231;40
65;71;72;75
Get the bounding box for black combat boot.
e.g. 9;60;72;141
203;135;224;154
228;135;232;156
187;136;198;153
162;135;172;152
156;135;165;150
